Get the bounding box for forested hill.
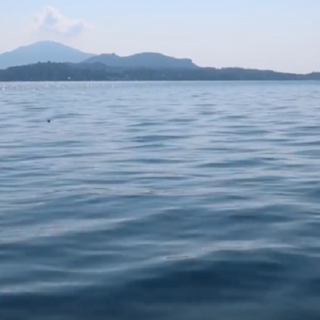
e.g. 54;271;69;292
0;62;319;81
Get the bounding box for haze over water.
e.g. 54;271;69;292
1;81;320;320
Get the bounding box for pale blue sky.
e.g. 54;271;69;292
1;0;319;73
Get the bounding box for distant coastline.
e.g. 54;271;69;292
0;62;320;82
0;41;319;81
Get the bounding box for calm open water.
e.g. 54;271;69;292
1;81;320;320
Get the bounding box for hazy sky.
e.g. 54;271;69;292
0;0;319;73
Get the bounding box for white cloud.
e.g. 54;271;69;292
32;6;92;38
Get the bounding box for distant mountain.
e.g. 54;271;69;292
1;61;319;81
0;41;94;70
83;52;198;69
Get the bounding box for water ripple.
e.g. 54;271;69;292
1;81;320;319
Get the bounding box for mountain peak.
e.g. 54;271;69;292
0;41;198;70
83;51;198;69
0;41;94;69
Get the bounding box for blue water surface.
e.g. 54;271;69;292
1;81;320;320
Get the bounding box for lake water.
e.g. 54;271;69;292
1;81;320;320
